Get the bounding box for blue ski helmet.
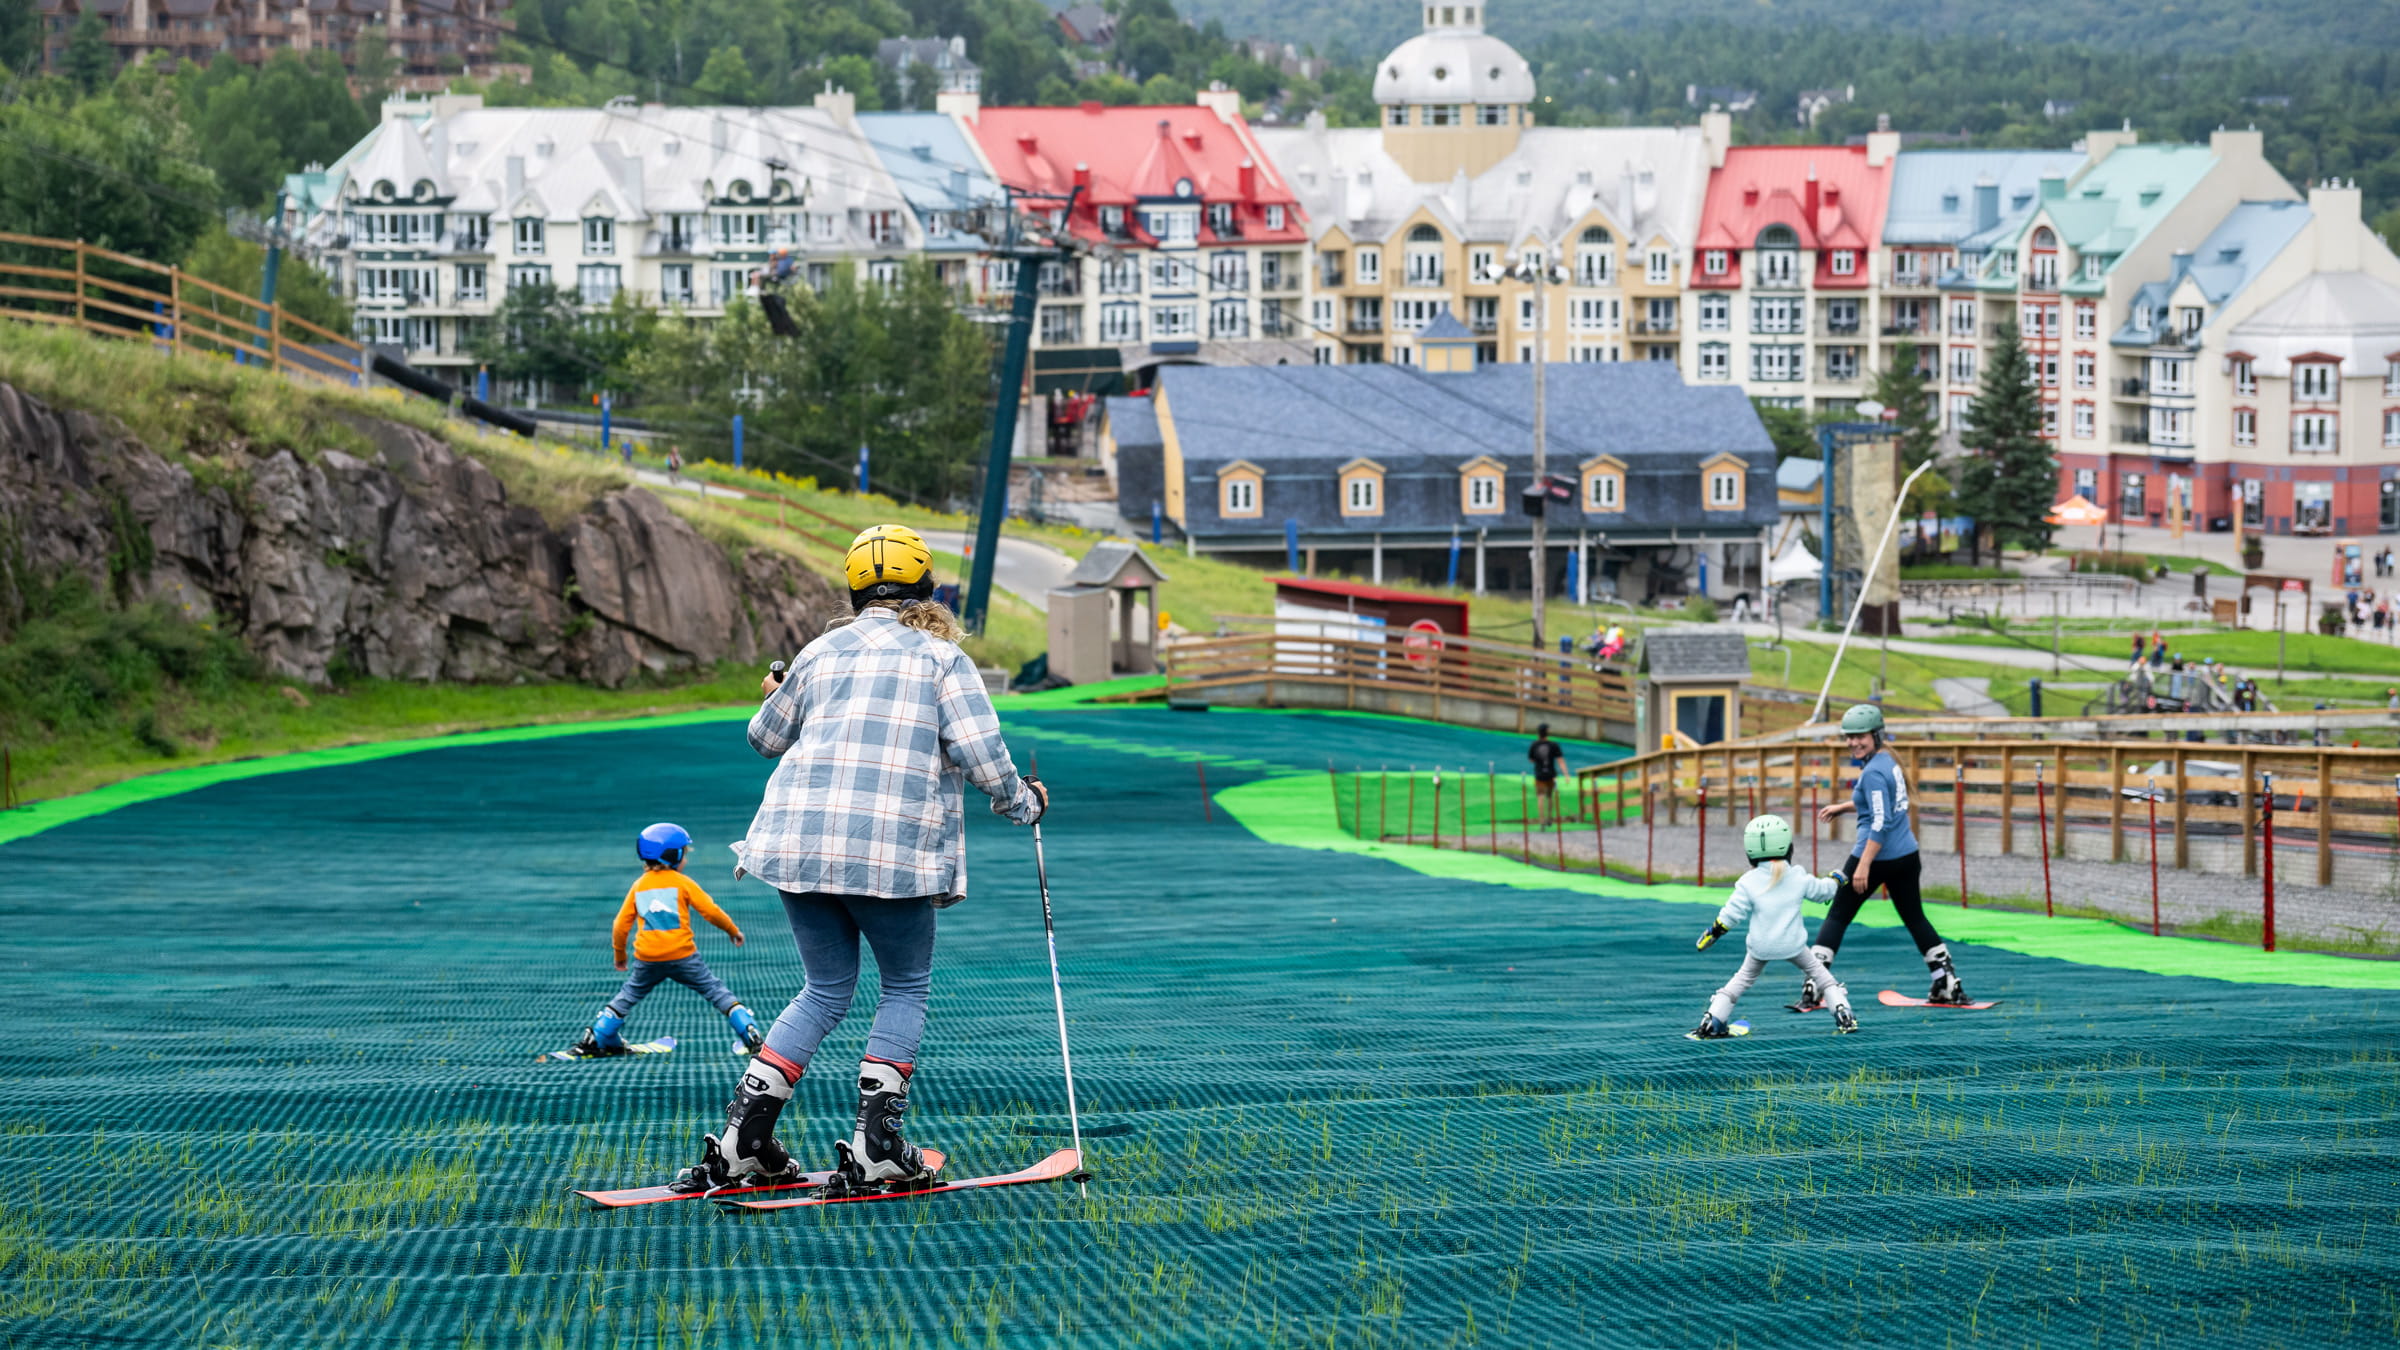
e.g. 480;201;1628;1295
637;822;692;867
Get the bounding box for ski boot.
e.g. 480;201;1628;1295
1688;1012;1735;1040
1830;1002;1859;1035
727;1004;765;1055
1924;943;1969;1005
1793;946;1835;1011
826;1058;940;1196
670;1052;803;1194
575;1008;631;1058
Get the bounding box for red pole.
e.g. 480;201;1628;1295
2261;770;2277;952
1460;765;1469;849
1697;782;1708;885
1489;763;1498;855
1955;761;1968;908
1554;799;1567;871
1810;776;1820;873
1520;777;1531;861
1378;767;1388;843
2147;776;2160;937
2035;761;2054;918
1645;782;1655;885
1351;772;1362;842
1432;772;1443;850
1199;761;1212;823
1406;768;1418;844
1593;777;1607;878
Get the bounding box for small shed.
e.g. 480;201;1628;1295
1046;541;1171;685
1639;626;1753;748
1271;577;1470;641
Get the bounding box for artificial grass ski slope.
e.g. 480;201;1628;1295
0;709;2393;1347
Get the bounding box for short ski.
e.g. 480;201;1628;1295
1785;1002;1827;1014
539;1035;676;1062
718;1148;1082;1212
577;1149;946;1208
1684;1019;1751;1041
1876;990;2001;1010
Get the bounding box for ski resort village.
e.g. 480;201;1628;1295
0;0;2396;1346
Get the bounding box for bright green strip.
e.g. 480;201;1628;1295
998;673;1169;710
0;708;753;848
1216;773;2400;991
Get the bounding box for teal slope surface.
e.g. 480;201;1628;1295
0;709;2388;1347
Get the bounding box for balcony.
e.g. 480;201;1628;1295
1345;316;1384;336
2293;434;2339;456
1319;260;1345;288
2150;330;2199;351
2118;377;2148;398
1259;268;1300;295
2113;425;2150;446
1469;314;1500;335
1815;318;1863;337
1820;366;1862;384
1885;271;1934;291
1260;308;1296;339
1881;320;1935;337
1632;318;1678;337
1209;269;1249;294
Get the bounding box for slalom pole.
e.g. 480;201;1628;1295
1406;768;1417;844
1593;775;1607;878
1520;777;1531;861
1379;766;1389;843
1955;761;1968;908
1432;771;1444;851
1489;763;1498;855
1697;782;1708;886
1025;759;1087;1194
2261;771;2277;952
1197;761;1211;823
2035;761;2054;918
2147;776;2160;937
1644;781;1655;885
1810;776;1820;872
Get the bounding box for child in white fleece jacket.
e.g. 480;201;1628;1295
1692;815;1858;1037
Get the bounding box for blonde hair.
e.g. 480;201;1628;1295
835;598;967;644
1763;859;1788;886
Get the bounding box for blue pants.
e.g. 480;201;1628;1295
764;891;938;1070
607;955;739;1018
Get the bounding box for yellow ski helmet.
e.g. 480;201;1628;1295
844;524;936;610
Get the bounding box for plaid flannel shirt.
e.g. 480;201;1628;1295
741;608;1040;901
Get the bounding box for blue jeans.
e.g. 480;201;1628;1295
764;891;938;1069
607;955;739;1017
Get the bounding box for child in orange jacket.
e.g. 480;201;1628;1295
572;822;764;1057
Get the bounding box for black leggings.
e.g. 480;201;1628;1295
1813;851;1944;956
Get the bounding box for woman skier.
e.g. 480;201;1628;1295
676;524;1049;1195
1693;814;1857;1036
1800;704;1969;1007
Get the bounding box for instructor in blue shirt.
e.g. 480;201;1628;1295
1797;704;1971;1007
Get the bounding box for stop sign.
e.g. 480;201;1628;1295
1402;619;1445;666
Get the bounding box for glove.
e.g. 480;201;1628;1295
1021;772;1048;825
1696;921;1729;951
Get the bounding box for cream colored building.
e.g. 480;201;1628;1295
1253;3;1722;369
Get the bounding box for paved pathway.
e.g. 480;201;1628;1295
1931;677;2008;716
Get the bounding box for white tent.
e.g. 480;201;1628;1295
1766;520;1821;584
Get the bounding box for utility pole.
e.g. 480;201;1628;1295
1514;247;1564;648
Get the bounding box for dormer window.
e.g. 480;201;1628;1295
1646;248;1671;285
1218;461;1264;518
1755;225;1797;285
1580;455;1626;513
1575;227;1614;286
2232;357;2256;396
1339;459;1385;517
1207;202;1234;236
2296;362;2337;401
583;217;614;255
514;217;545;254
1830;250;1856;277
2084;254;2105;280
1703;249;1729;277
1703;457;1745;510
1100;205;1127;235
1266;205;1285;231
2178;307;2202;335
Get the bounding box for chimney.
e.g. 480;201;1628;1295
1972;176;1999;233
813;86;856;122
1864;112;1900;168
2310;179;2363;271
1803;163;1820;226
2081;125;2137;165
625;156;643;210
505;155;524;206
2208;126;2265;164
1196;81;1243;123
1700;109;1731;169
936;89;980;121
1073;161;1091;190
1239;156;1256;198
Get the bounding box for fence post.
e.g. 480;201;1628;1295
2108;745;2126;862
1406;768;1418;844
1432;771;1443;850
2172;747;2190;870
2316;751;2334;887
1379;766;1388;843
1520;776;1531;860
1490;764;1499;855
1645;781;1655;885
2035;760;2054;917
2147;776;2160;936
1554;801;1567;871
1723;748;1737;825
1696;782;1708;885
1809;776;1820;873
1954;760;1967;908
2240;750;2258;876
73;240;86;331
1667;752;1681;826
2261;770;2277;952
1593;776;1607;878
1999;745;2015;856
732;412;745;468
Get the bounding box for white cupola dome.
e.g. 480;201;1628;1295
1372;3;1535;107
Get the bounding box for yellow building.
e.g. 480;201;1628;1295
1254;2;1727;369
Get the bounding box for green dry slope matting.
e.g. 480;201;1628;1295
0;708;2392;1348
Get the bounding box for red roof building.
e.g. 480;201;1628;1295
955;89;1311;375
1692;146;1893;291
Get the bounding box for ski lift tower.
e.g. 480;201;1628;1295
961;184;1091;635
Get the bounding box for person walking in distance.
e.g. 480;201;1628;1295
1798;704;1970;1007
1528;723;1567;826
675;524;1050;1195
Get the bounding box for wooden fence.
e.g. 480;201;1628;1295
1165;630;1636;735
1579;738;2400;887
0;231;366;386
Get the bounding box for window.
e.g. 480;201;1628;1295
1948;299;1976;337
1569;297;1620;332
2038;353;2058;387
1752;345;1802;382
2178;306;2203;335
2295;481;2333;530
1349;297;1384;333
1517;295;1535;329
2042;404;2060;438
1468;247;1497;282
1356;249;1381;284
1755;226;1798;285
355;266;436;302
1206;203;1234;237
1468;296;1498;333
1209;299;1248;339
1571;344;1619;363
2121;472;2146;518
1949;394;1973;430
2151;407;2189;447
2074;352;2095;389
1468;473;1501;511
2038;305;2060;339
1393;297;1444;332
2385;480;2399;531
1039;306;1082;344
2029;250;2058;290
2234;408;2257;446
513;217;545;254
2239;478;2264;527
1826;347;1860;382
713;268;748;303
1138;208;1197;241
1702;249;1729;277
1823;298;1860;334
1100;304;1141;342
583;217;613;254
2074;304;2096;340
1210;251;1248;291
1266;205;1286;231
506;263;550;291
661;264;694;305
1153;303;1198;338
1751;297;1801;334
2294;412;2336;453
2083;254;2106;280
1150;255;1188;292
1948;346;1978;385
2073;468;2097;498
1586;471;1621;511
2233;358;2256;396
576;264;620;304
1706;469;1741;508
1477;103;1509;126
714;212;766;246
2073;402;2095;439
453;214;491;251
1830;249;1856;277
1424;104;1458;126
1404;226;1443;286
2384;408;2400;448
2297;362;2336;401
2152;358;2191;395
1386;105;1409;126
1698;293;1730;332
867;260;903;289
1699;343;1729;380
1344;475;1380;514
1575;227;1615;286
2386;360;2400;396
1646;248;1671;285
1222;476;1259;515
1310;297;1333;332
454;263;486;302
1100;257;1141;294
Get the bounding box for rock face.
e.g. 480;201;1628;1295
0;381;838;687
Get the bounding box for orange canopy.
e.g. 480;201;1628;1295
2046;493;2109;526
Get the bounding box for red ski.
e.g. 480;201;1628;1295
577;1149;947;1208
1877;990;2002;1010
718;1148;1082;1212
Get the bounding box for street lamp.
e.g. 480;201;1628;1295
1511;248;1567;648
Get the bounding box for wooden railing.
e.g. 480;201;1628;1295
0;231;366;386
1166;631;1636;730
1580;737;2400;887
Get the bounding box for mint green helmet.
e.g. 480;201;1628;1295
1839;704;1886;735
1744;814;1795;863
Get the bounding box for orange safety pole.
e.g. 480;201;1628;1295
2147;776;2160;937
1198;761;1212;823
1954;762;1968;908
2261;770;2277;952
1696;782;1708;885
1644;781;1655;885
2034;760;2054;917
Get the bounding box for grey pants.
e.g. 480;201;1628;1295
1710;948;1847;1022
607;955;740;1017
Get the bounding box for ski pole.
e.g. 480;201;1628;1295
1027;804;1089;1193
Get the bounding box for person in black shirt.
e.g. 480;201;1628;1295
1528;724;1566;826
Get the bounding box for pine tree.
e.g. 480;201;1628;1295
1954;322;2056;553
1870;341;1938;469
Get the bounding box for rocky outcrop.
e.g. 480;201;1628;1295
0;381;838;687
